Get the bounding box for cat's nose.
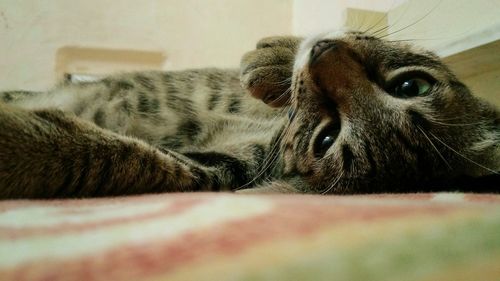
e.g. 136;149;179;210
306;39;370;112
310;40;340;65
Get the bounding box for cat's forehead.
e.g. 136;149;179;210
294;30;443;73
298;30;412;52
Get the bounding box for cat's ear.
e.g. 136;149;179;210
235;181;300;194
240;36;302;108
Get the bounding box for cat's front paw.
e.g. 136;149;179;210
240;36;302;107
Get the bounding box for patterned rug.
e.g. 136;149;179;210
1;192;499;281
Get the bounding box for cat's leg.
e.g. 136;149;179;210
0;103;219;199
0;90;40;103
240;36;302;107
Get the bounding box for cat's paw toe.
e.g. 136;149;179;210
240;37;301;107
255;36;302;51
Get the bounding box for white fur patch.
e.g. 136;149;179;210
16;89;78;110
293;29;349;72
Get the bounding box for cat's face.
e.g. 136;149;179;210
281;31;499;193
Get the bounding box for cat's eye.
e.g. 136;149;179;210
388;72;435;98
314;124;340;158
393;78;430;98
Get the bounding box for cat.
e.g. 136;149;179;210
0;31;498;198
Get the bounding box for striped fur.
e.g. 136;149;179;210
1;32;498;198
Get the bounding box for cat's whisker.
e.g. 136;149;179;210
376;0;442;40
272;77;292;87
248;105;299;187
370;23;390;39
362;0;400;36
237;132;285;189
428;119;489;127
269;87;292;103
238;130;285;189
321;170;343;195
430;116;468;121
428;114;493;126
416;125;452;170
350;10;373;35
236;100;292;190
259;115;294;175
370;0;413;38
385;38;445;43
428;131;499;175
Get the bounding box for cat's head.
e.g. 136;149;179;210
280;31;499;193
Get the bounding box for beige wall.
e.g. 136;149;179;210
1;0;498;107
0;0;292;91
387;0;500;56
292;0;397;36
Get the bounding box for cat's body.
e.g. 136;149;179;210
0;32;498;198
0;69;284;197
5;69;281;158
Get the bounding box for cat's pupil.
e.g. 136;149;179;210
315;134;335;158
314;121;341;158
402;80;417;92
322;135;335;150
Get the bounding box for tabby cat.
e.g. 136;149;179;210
0;31;498;198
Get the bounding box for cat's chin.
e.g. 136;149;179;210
465;146;500;178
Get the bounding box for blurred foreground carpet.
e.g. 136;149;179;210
0;192;499;281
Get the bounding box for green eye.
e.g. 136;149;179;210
393;78;431;98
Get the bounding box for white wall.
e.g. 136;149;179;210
0;0;292;91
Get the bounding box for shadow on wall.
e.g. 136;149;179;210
56;46;166;81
